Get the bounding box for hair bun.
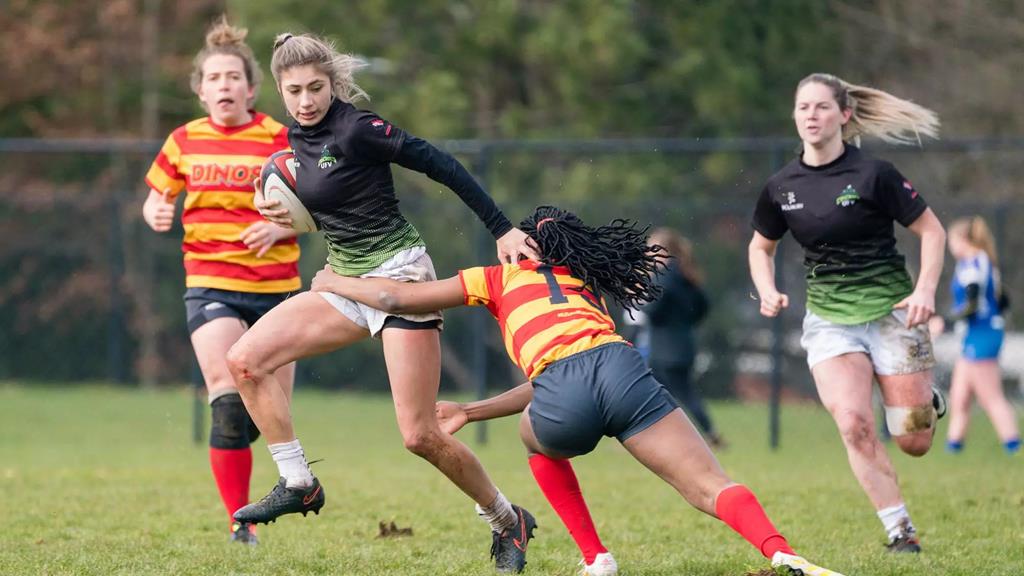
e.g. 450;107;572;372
273;33;294;50
205;15;247;48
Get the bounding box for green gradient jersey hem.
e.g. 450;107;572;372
325;224;425;276
805;264;914;325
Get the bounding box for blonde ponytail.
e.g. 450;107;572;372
797;73;939;146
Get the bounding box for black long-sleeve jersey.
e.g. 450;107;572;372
289;99;513;275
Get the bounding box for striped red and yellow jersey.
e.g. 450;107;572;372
144;113;300;293
459;260;625;380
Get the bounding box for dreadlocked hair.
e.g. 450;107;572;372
520;206;665;310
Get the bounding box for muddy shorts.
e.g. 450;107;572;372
801;309;935;375
318;246;443;338
184;288;290;334
529;342;679;457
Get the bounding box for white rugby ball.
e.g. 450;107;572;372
260;150;317;234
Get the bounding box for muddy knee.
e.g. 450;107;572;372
884;404;936;436
834;412;877;451
885;404;936;457
402;428;445;459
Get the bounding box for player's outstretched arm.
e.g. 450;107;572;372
436;382;534;434
311;265;464;314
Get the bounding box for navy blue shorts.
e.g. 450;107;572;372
528;342;679;457
183;288;290;334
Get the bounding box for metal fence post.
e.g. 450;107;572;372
472;147;493;446
768;145;787;450
107;162;128;384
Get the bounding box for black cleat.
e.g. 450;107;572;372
230;521;258;546
490;505;537;573
233;476;325;525
885;523;921;553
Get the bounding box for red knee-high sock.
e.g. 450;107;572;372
714;484;794;558
528;454;607;564
209;447;252;524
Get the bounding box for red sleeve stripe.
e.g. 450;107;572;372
182;207;263;225
524;328;611;378
184;259;298;281
484;266;505;312
171;127;190;150
152;152;179;181
510;308;614;360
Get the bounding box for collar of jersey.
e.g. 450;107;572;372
518;259;572;275
206;110;262;135
798;143;854;171
298;98;348;134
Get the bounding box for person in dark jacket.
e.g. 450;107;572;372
645;227;724;447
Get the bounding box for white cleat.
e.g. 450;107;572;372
771;552;846;576
578;552;618;576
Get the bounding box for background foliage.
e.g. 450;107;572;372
2;1;1022;392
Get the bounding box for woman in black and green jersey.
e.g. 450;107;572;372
226;33;539;571
748;74;947;554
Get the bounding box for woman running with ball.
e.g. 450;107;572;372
748;73;947;553
228;32;539;573
142;17;298;545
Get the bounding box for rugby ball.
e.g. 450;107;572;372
260;150;317;233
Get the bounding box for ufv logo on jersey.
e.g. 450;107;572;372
835;184;860;207
781;191;804;211
318;145;337;169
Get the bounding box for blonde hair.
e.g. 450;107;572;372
650;227;703;286
949;216;999;267
271;33;369;104
797;73;940;146
190;16;262;109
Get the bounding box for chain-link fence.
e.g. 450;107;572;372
3;137;1022;416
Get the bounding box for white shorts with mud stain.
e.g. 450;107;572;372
800;309;935;375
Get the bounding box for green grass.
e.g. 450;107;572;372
0;384;1021;575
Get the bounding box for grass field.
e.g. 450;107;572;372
1;383;1021;575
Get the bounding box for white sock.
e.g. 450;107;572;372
877;503;914;539
475;490;517;533
269;439;314;489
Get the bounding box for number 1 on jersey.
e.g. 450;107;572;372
537;265;569;304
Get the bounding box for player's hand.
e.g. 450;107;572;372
894;288;935;328
240;221;286;258
253;177;292;226
496;228;540;263
758;290;789;318
143;189;176;232
435;401;469;435
311;264;341;293
927;315;945;339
